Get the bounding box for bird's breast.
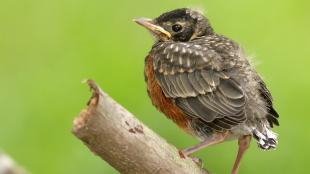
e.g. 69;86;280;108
144;55;192;132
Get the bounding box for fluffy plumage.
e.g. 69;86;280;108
147;9;279;149
136;8;279;174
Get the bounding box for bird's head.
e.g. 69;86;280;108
134;8;214;42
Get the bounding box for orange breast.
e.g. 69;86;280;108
144;55;191;132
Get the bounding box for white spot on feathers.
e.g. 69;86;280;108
174;46;179;52
182;47;186;54
186;58;190;67
178;58;183;65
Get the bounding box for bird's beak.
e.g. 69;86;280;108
133;18;171;40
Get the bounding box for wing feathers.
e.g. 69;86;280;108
218;79;244;99
156;68;247;130
188;72;205;94
152;40;248;130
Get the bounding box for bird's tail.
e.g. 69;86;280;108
252;126;278;150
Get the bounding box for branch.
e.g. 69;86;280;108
0;152;28;174
72;80;210;174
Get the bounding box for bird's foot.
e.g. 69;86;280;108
178;150;204;168
178;149;186;159
190;156;204;168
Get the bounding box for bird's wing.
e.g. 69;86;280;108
257;78;279;127
152;39;246;131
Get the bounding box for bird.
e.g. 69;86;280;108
134;8;279;174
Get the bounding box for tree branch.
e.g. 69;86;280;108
0;152;28;174
72;80;210;174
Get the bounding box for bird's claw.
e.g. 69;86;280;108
178;149;186;159
190;156;204;168
178;150;204;168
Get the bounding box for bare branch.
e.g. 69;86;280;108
72;80;210;174
0;152;28;174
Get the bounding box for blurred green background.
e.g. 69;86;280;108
0;0;309;173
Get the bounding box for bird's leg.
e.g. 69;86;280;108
231;135;252;174
179;132;229;158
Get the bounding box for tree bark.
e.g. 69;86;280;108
72;80;210;174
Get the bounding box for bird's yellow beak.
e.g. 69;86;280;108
133;18;171;40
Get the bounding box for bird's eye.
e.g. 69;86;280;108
172;24;182;32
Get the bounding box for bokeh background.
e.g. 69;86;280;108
0;0;309;173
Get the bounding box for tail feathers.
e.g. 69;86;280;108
252;128;278;150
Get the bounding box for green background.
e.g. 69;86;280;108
0;0;309;173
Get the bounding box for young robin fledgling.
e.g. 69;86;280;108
134;8;279;174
